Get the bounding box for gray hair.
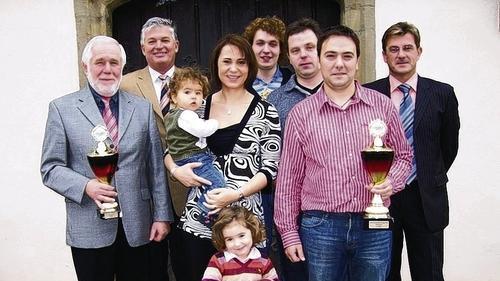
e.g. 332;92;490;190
81;36;127;67
140;17;177;45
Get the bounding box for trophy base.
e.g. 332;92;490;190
363;213;393;230
98;208;122;220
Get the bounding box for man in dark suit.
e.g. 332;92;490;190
364;22;460;281
41;35;173;281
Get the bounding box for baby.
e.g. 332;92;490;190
165;67;225;226
202;206;279;281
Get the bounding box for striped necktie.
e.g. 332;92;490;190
101;96;118;146
159;75;171;116
398;83;416;184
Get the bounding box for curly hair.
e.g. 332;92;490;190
242;16;287;64
211;206;266;251
168;67;210;101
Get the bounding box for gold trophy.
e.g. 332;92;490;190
87;125;121;220
361;119;394;230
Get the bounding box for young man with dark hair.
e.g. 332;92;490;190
275;25;413;281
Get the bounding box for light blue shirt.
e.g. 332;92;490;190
252;67;283;100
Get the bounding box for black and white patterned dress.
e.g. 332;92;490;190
178;93;281;239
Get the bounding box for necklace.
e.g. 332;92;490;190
335;90;356;109
219;90;251;115
339;98;351;109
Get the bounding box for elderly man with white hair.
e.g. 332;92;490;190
41;35;173;281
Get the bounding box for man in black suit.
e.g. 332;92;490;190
364;22;460;281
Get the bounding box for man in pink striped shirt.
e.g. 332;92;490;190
274;25;413;281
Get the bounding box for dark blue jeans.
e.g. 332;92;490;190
261;189;274;250
175;151;225;226
300;211;392;281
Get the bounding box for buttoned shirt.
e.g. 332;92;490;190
89;84;119;122
274;81;413;248
148;66;175;102
389;72;418;110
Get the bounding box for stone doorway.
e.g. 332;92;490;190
113;0;341;75
74;0;375;86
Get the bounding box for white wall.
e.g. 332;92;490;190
0;0;498;280
0;0;79;280
375;0;500;280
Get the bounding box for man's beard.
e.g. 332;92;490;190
88;76;122;97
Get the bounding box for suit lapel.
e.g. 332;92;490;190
117;91;135;144
76;87;103;127
382;77;391;98
414;76;431;129
136;67;163;119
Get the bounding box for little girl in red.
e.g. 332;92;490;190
202;206;279;281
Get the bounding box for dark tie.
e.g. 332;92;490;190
101;96;118;146
398;83;416;183
159;75;171;116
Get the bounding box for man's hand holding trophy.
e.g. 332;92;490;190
361;119;394;230
86;125;121;219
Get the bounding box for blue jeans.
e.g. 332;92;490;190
175;151;225;226
300;211;392;281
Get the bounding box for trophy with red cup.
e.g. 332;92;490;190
361;119;394;230
87;125;121;219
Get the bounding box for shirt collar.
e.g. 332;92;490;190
254;66;283;84
88;83;119;103
284;74;322;94
148;66;176;82
223;247;261;263
389;72;418;93
283;74;298;92
355;81;372;106
316;80;372;109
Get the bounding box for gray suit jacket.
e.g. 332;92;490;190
40;87;174;248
